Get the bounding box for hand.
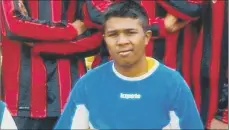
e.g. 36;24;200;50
18;0;28;16
71;20;87;36
210;118;228;130
24;42;34;47
164;13;189;33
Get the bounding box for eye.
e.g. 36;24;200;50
127;31;137;36
107;32;118;37
130;31;137;34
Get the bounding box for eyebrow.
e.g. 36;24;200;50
106;28;138;34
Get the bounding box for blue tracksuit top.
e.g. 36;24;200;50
55;58;204;129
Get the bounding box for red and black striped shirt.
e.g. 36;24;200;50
191;1;228;127
0;0;102;118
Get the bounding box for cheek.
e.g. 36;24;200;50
136;45;145;56
105;43;116;55
134;39;146;53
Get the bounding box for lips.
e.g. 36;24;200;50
118;49;133;57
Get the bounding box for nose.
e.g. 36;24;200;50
117;34;129;45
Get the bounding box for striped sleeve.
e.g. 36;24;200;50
148;18;166;38
156;0;204;21
54;79;89;129
0;0;78;42
32;31;102;57
82;0;113;30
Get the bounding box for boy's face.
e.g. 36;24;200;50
104;17;152;67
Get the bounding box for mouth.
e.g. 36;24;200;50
118;49;133;57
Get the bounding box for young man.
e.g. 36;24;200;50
54;1;203;129
0;101;17;129
84;0;203;87
0;0;102;129
83;0;166;68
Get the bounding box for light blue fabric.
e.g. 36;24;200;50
0;101;6;128
55;61;204;129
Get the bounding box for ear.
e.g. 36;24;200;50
144;30;152;45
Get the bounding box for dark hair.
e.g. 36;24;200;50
103;0;148;28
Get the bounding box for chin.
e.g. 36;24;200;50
118;60;134;68
113;55;135;67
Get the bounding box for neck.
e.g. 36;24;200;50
114;57;148;77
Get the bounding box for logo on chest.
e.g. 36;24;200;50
120;93;141;99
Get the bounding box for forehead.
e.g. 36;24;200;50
104;17;142;32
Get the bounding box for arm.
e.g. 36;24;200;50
156;0;204;21
157;0;205;33
54;79;89;129
169;72;204;129
31;0;113;56
82;0;113;30
0;0;78;42
148;18;166;38
83;0;166;38
32;30;103;57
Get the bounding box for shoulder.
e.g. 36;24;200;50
72;61;113;91
146;58;181;82
157;64;181;80
157;64;189;90
82;61;112;81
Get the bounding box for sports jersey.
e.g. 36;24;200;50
0;101;17;129
191;1;228;127
155;0;204;86
0;0;103;118
54;57;203;129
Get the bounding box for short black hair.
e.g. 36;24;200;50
103;0;148;28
